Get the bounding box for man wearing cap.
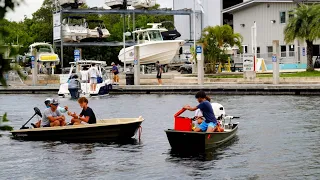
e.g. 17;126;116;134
111;62;119;84
41;99;67;127
32;98;69;128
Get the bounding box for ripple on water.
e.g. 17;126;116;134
0;94;319;179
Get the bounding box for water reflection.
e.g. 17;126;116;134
1;95;320;179
167;136;239;162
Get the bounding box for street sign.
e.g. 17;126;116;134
31;56;35;68
243;54;254;71
302;47;306;56
74;49;80;56
134;59;138;65
272;55;277;62
74;49;80;62
53;13;61;40
74;57;80;62
196;46;202;54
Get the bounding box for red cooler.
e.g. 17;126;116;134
174;108;192;131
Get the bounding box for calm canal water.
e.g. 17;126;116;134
0;94;319;180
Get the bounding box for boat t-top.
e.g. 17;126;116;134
58;60;112;97
118;23;185;65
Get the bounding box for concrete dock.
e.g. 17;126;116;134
2;84;320;95
112;84;320;95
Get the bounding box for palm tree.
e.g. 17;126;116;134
200;25;243;73
284;4;320;71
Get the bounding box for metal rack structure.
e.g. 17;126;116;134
52;2;201;68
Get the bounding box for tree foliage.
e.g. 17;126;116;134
199;25;243;73
1;1;173;69
284;4;320;71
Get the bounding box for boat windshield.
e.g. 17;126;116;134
148;30;163;41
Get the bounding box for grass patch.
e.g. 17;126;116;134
204;71;320;78
280;71;320;77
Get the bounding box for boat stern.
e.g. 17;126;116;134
165;130;207;153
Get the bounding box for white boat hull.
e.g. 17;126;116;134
118;40;184;65
59;0;85;6
132;0;156;9
87;28;111;39
62;25;88;42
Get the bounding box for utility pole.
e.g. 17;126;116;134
272;40;280;84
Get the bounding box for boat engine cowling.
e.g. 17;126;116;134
211;103;226;119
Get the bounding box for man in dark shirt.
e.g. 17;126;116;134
111;62;119;84
184;91;217;132
69;97;97;125
156;61;162;85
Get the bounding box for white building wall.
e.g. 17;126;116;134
173;0;222;41
232;2;308;63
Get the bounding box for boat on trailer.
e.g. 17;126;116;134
165;104;239;153
11;107;144;142
58;60;112;98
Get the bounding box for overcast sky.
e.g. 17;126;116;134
5;0;173;21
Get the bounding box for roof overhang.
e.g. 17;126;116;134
222;0;296;14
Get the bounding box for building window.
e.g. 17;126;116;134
280;11;286;23
289;45;295;57
281;45;287;57
288;10;294;19
242;45;248;54
257;47;260;58
267;46;273;57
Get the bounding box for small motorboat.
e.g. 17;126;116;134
58;60;112;98
26;42;60;74
165;104;239;153
62;16;88;42
11;107;144;142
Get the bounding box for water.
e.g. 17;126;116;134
0;94;319;180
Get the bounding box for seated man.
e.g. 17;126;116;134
68;97;96;125
42;99;67;127
33;98;68;128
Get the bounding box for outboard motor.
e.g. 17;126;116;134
211;103;226;120
160;21;182;40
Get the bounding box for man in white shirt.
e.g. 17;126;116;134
88;63;99;91
80;66;89;83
